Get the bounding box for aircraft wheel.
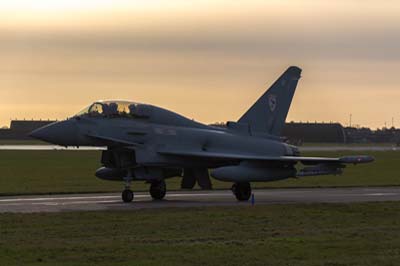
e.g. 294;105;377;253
232;182;251;201
122;189;134;203
150;180;167;200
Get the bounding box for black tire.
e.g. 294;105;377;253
232;182;251;201
150;180;167;200
122;189;134;203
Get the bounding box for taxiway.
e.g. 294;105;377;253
1;187;400;213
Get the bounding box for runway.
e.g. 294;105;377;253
1;187;400;213
0;144;399;151
0;145;105;151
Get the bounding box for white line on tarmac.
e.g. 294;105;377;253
32;200;121;205
0;192;231;203
363;193;398;196
0;195;120;202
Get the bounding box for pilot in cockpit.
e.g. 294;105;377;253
103;103;118;117
75;101;141;119
128;104;136;117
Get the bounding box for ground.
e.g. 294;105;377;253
0;139;47;145
1;202;399;266
0;148;399;266
0;150;399;195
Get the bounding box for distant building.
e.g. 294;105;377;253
1;119;398;144
345;127;373;143
345;126;400;144
0;120;55;140
282;122;346;144
210;121;347;144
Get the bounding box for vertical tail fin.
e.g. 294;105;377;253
238;66;302;136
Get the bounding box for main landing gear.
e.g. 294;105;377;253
232;182;251;201
150;180;167;200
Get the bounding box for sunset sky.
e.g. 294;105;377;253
1;1;400;128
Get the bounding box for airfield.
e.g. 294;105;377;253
0;144;399;151
1;145;400;265
1;187;400;213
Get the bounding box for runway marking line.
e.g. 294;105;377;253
32;200;121;206
0;195;120;202
363;193;398;196
0;193;232;203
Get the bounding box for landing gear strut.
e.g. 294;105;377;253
232;182;251;201
150;180;166;200
122;173;134;203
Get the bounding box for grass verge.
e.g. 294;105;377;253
1;202;400;266
0;139;48;145
0;150;399;195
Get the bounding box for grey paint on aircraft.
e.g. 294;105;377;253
30;66;374;201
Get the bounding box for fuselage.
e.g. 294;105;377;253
27;67;374;202
30;100;298;169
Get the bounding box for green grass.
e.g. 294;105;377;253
0;140;395;146
301;142;396;147
1;202;400;266
255;150;400;188
0;151;119;195
0;139;47;145
0;150;399;195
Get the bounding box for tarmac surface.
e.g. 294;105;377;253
0;145;104;150
0;145;399;151
1;187;400;213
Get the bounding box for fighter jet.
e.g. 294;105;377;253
30;66;374;202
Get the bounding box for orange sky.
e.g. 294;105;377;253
1;1;400;128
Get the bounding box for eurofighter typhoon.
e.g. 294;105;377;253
30;66;374;202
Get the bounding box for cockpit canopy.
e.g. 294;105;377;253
75;101;152;118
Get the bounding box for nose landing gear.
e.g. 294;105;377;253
232;182;251;201
122;174;134;203
122;189;134;203
121;175;167;202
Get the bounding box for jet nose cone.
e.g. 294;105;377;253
29;120;78;146
29;127;47;140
